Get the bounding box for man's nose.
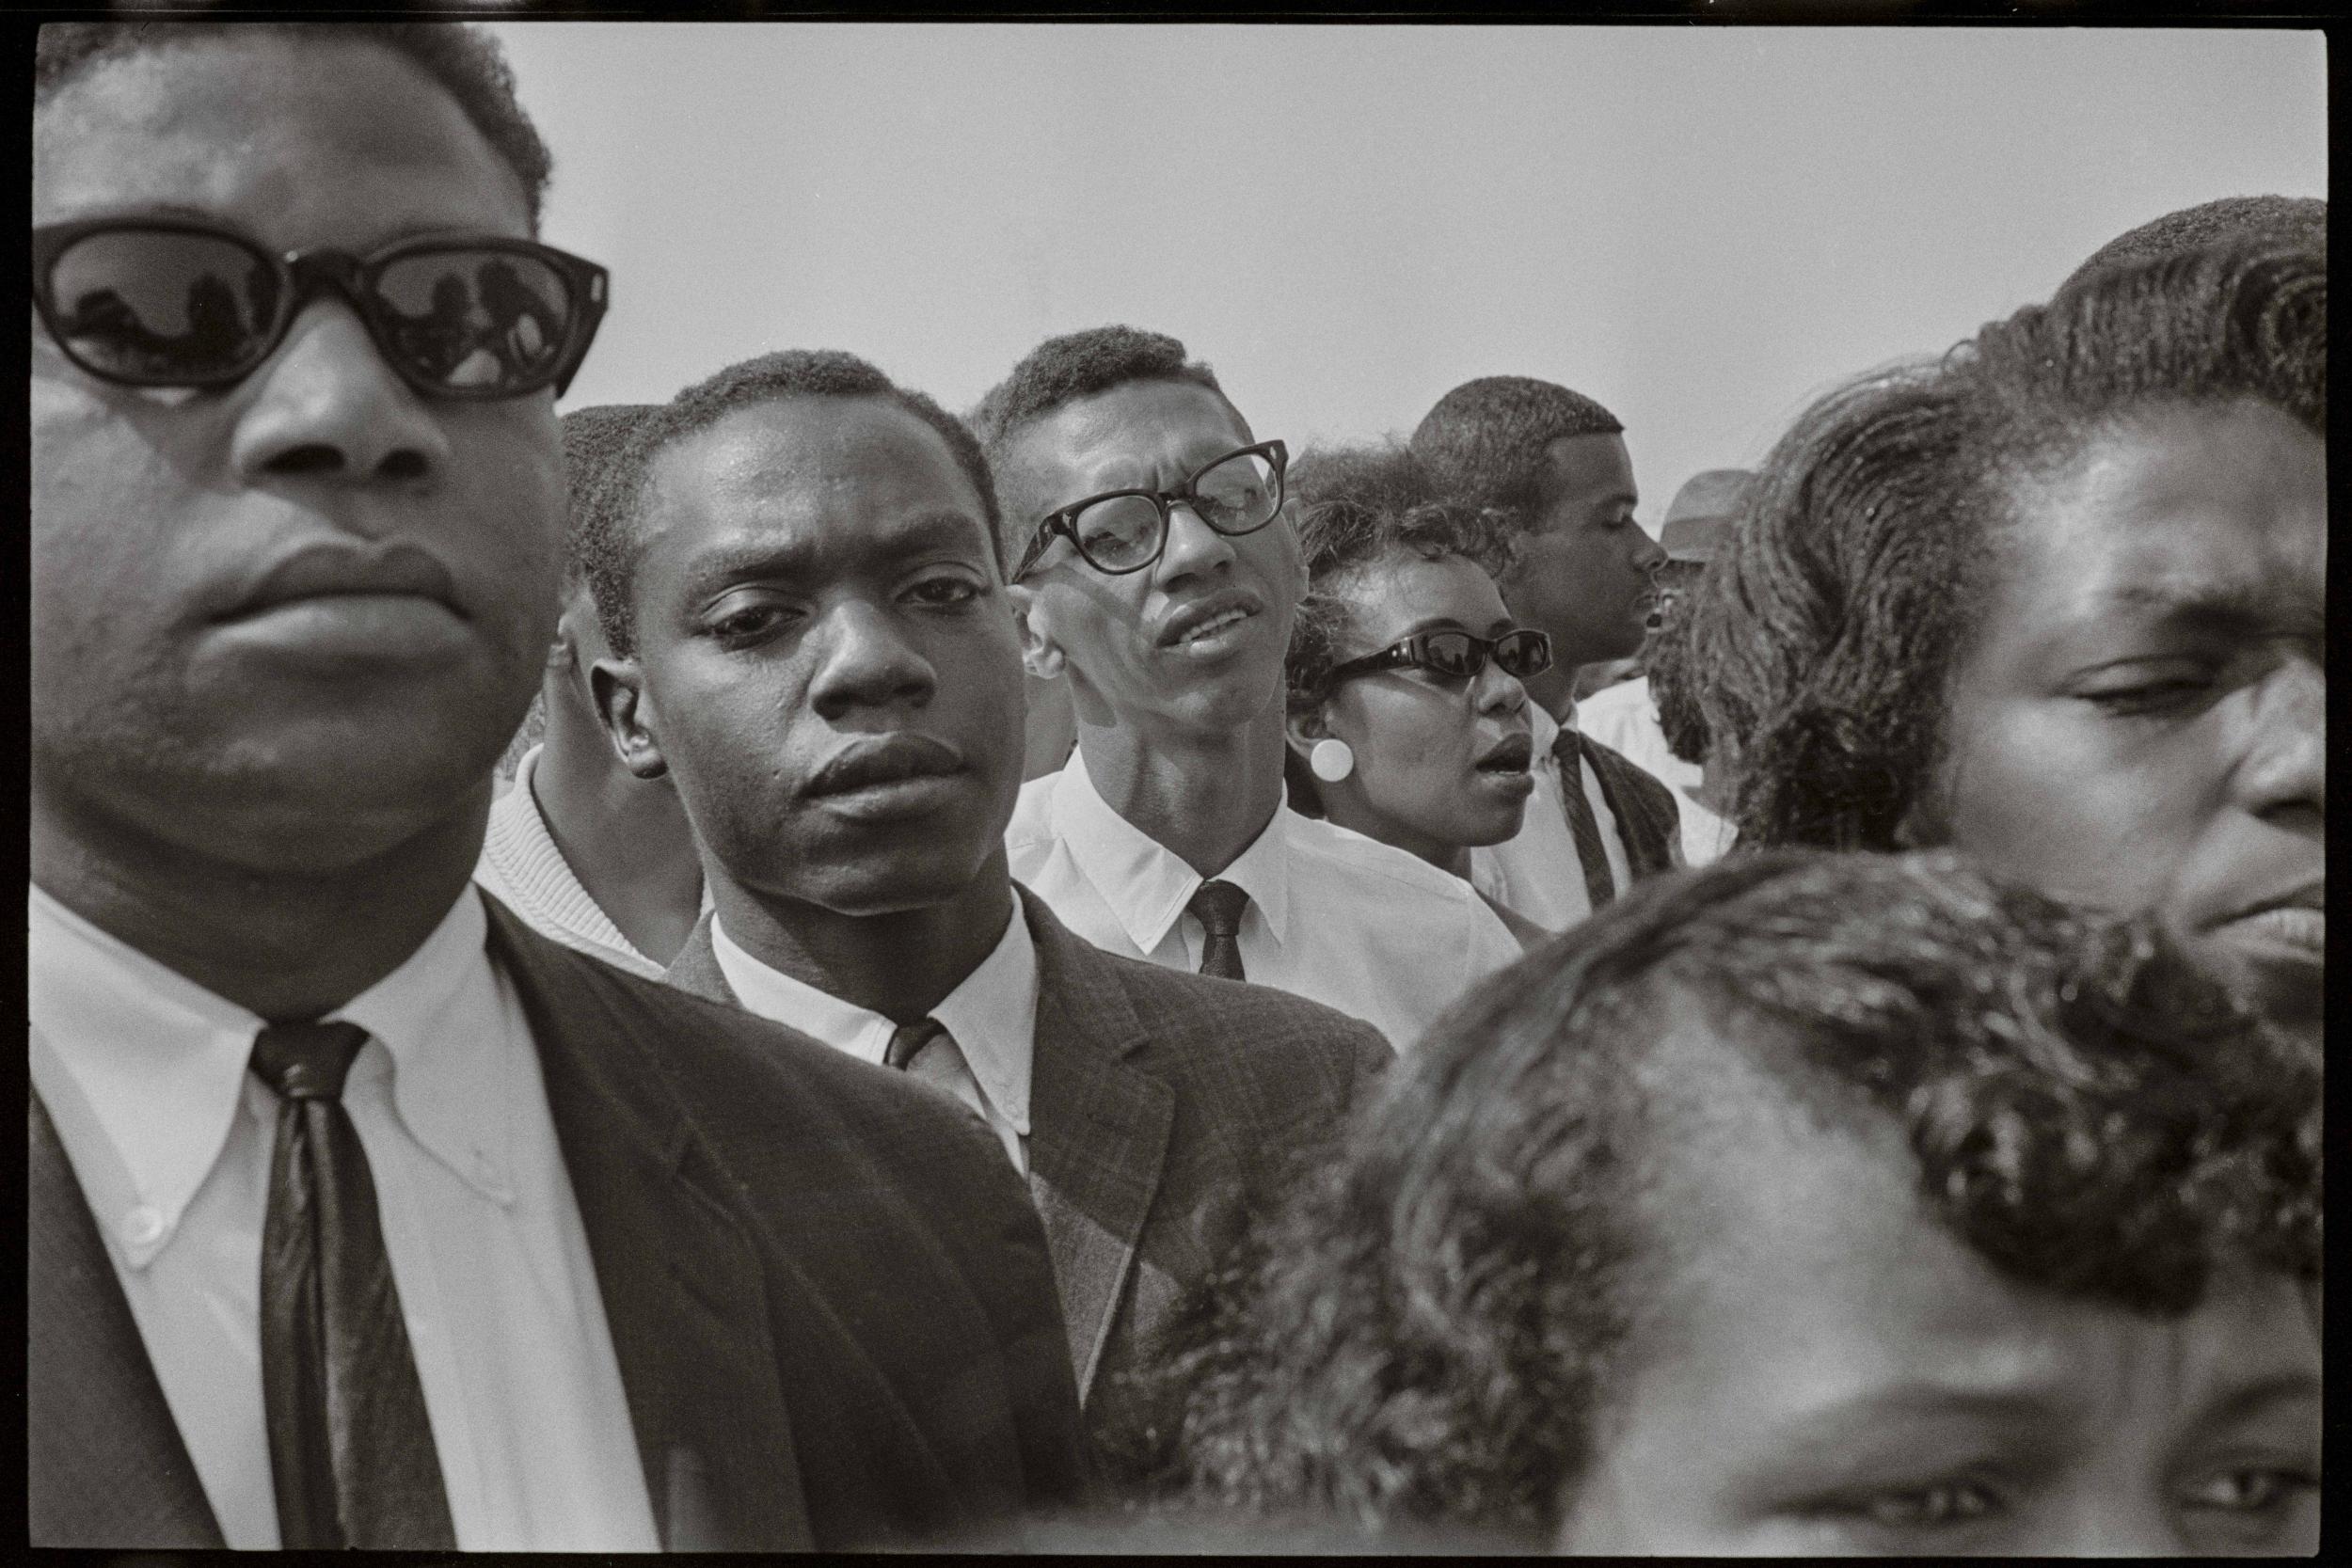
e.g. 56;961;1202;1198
1154;500;1238;583
2233;651;2324;824
228;301;451;490
807;599;937;719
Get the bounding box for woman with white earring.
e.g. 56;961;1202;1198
1282;447;1549;949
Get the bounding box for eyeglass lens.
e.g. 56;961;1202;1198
44;229;579;393
1069;448;1281;570
1419;630;1549;679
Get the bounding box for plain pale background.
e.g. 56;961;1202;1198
489;22;2325;517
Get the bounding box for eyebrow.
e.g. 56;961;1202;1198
680;510;990;593
2189;1370;2321;1431
1392;614;1515;640
2094;579;2322;638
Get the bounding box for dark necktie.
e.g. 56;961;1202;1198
1187;879;1250;981
883;1016;947;1071
249;1022;456;1550
1552;731;1619;913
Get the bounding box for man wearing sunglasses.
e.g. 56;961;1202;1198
978;327;1522;1052
579;347;1386;1484
1410;376;1685;933
30;24;1085;1552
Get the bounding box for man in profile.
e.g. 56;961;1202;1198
30;22;1082;1550
978;326;1521;1052
579;348;1388;1475
476;404;706;975
1410;375;1682;931
1580;467;1750;865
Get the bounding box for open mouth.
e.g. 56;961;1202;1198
1475;734;1534;775
2211;884;2324;955
1158;589;1263;649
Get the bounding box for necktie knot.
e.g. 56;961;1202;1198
883;1017;947;1071
249;1021;370;1101
1187;879;1249;940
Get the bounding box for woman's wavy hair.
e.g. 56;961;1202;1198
1687;242;2325;850
1280;444;1519;814
1152;850;2320;1541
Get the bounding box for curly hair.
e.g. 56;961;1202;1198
1406;375;1623;532
1687;241;2325;851
2062;194;2325;293
1153;849;2320;1541
580;350;999;657
967;325;1243;567
36;22;553;230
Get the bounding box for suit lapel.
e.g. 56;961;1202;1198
28;1094;225;1548
485;903;812;1551
661;911;738;1005
1581;732;1677;877
1016;890;1174;1401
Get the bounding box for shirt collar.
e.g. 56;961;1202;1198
1047;749;1292;951
708;896;1036;1137
329;886;516;1205
28;884;515;1270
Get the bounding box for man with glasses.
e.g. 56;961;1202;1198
30;24;1084;1551
979;327;1521;1052
1409;376;1684;933
577;347;1387;1482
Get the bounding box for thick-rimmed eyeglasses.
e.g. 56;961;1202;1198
1325;627;1554;689
1012;439;1288;578
32;216;610;400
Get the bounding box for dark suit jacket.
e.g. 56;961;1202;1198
664;887;1391;1468
1573;728;1683;880
28;899;1088;1551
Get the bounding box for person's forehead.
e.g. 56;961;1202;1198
33;34;529;241
1019;379;1255;495
1994;403;2326;633
1541;432;1636;501
1343;551;1512;638
647;397;989;562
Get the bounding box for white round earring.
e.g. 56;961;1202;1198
1309;737;1356;783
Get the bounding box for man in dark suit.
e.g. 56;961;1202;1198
1409;376;1683;933
29;23;1083;1550
578;349;1391;1474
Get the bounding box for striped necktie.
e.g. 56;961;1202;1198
1552;731;1618;913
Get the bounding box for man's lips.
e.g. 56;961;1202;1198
804;733;967;797
1474;732;1534;773
218;541;462;621
2207;882;2324;954
1156;588;1263;649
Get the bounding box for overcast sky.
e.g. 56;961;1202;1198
489;22;2325;518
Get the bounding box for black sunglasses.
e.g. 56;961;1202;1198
1013;439;1288;578
1325;627;1554;689
32;216;610;400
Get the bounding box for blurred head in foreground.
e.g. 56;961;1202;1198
1688;244;2324;1036
1167;850;2320;1555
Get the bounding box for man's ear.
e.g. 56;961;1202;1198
1005;582;1067;682
591;656;670;781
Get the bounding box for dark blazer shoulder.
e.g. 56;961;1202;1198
1024;891;1391;1102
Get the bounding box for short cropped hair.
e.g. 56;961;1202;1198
1283;444;1519;709
1688;242;2325;851
36;22;552;230
968;325;1240;564
559;404;655;598
580;350;1000;658
1156;849;2319;1540
2062;194;2325;294
1407;375;1624;531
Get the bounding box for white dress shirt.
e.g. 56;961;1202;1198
708;896;1036;1175
1470;704;1652;934
1577;676;1737;866
1007;751;1523;1053
27;883;660;1553
475;744;705;982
